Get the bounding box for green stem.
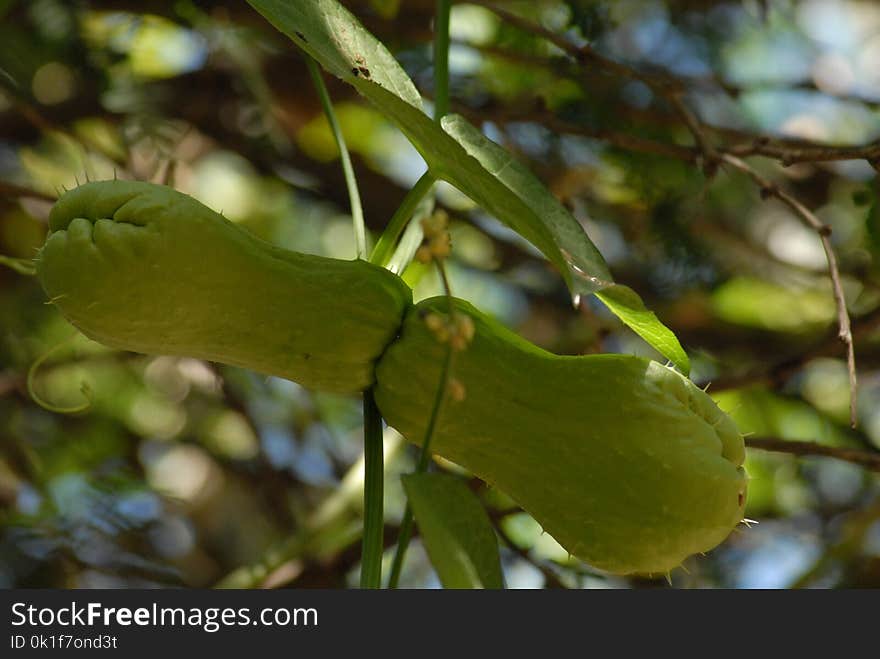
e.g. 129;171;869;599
387;2;454;588
360;388;384;589
368;171;435;267
27;335;92;415
386;509;414;588
387;344;454;588
306;57;367;260
0;254;36;276
433;0;452;123
387;262;456;588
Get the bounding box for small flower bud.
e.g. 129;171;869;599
448;377;466;402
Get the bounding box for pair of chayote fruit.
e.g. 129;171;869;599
36;181;747;575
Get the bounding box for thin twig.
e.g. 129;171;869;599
704;305;880;395
720;153;857;428
668;92;718;175
746;437;880;473
469;1;720;168
460;37;880;114
463;4;880;169
466;0;677;92
726;138;880;166
493;518;569;589
466;102;698;161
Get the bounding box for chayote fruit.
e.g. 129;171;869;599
374;297;747;574
36;181;411;393
35;181;747;575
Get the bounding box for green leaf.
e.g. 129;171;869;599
365;87;572;286
246;0;689;372
245;0;423;110
440;117;688;372
595;284;690;374
402;472;504;589
387;192;434;275
246;0;585;295
440;114;614;295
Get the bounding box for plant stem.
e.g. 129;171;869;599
360;388;384;588
368;171;435;267
387;343;454;588
371;0;449;271
387;263;456;588
0;254;36;276
306;57;367;260
387;1;454;589
433;0;452;123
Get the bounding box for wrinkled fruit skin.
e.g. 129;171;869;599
375;298;747;575
37;181;747;575
36;181;411;394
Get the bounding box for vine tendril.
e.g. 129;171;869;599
27;334;93;414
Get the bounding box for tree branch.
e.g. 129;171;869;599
447;99;698;162
492;516;570;589
719;153;857;428
726;138;880;167
464;2;880;170
468;1;717;163
704;304;880;395
746;437;880;473
668;91;719;174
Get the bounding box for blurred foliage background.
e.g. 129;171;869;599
2;0;880;588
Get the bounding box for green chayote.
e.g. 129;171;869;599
35;181;746;574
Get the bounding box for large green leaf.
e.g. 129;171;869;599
247;0;583;293
440;115;613;293
245;0;423;109
402;473;504;589
246;0;689;372
596;284;690;374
